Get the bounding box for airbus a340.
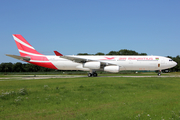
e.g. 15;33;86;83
6;34;177;77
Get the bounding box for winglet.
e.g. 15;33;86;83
54;51;63;56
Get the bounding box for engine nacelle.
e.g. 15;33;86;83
83;62;101;69
104;66;120;73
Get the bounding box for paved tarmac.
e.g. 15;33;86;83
0;75;180;81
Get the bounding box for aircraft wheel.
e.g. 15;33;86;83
157;73;161;76
93;72;98;77
157;70;161;76
88;73;92;77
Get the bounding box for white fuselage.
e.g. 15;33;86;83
44;55;177;71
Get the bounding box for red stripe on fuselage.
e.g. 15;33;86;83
30;56;49;61
28;61;58;70
28;56;57;69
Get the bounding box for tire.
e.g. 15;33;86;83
157;73;161;76
88;73;92;77
93;72;98;77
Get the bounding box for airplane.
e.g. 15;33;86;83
6;34;177;77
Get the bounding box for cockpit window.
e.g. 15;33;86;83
169;59;173;61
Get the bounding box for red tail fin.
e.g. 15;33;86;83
12;34;43;57
12;34;58;70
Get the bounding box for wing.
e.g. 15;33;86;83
60;56;117;66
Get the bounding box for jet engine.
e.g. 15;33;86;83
104;66;120;73
83;62;101;69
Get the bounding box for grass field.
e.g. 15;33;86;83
0;74;180;119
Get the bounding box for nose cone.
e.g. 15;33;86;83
173;61;177;67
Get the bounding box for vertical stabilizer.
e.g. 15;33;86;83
12;34;42;57
11;34;58;69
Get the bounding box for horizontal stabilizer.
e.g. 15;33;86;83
6;54;30;61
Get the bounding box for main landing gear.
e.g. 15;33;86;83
88;72;98;77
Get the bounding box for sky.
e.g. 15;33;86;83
1;0;180;63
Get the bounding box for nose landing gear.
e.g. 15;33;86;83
157;70;161;76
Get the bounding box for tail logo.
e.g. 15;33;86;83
11;34;58;70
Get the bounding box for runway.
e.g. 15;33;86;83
0;74;180;81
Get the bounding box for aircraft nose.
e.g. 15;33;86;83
173;61;177;67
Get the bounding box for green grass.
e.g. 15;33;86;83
0;76;180;119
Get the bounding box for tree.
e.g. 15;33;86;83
13;62;24;72
95;52;105;55
24;63;35;72
139;53;147;55
118;49;139;55
77;53;90;55
5;63;13;72
0;63;13;72
106;51;118;55
78;49;147;56
105;49;146;55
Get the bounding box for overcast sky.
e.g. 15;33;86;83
1;0;180;63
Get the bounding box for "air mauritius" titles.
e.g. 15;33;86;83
102;57;159;61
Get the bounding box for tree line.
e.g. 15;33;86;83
0;62;54;72
78;49;147;55
1;49;180;72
